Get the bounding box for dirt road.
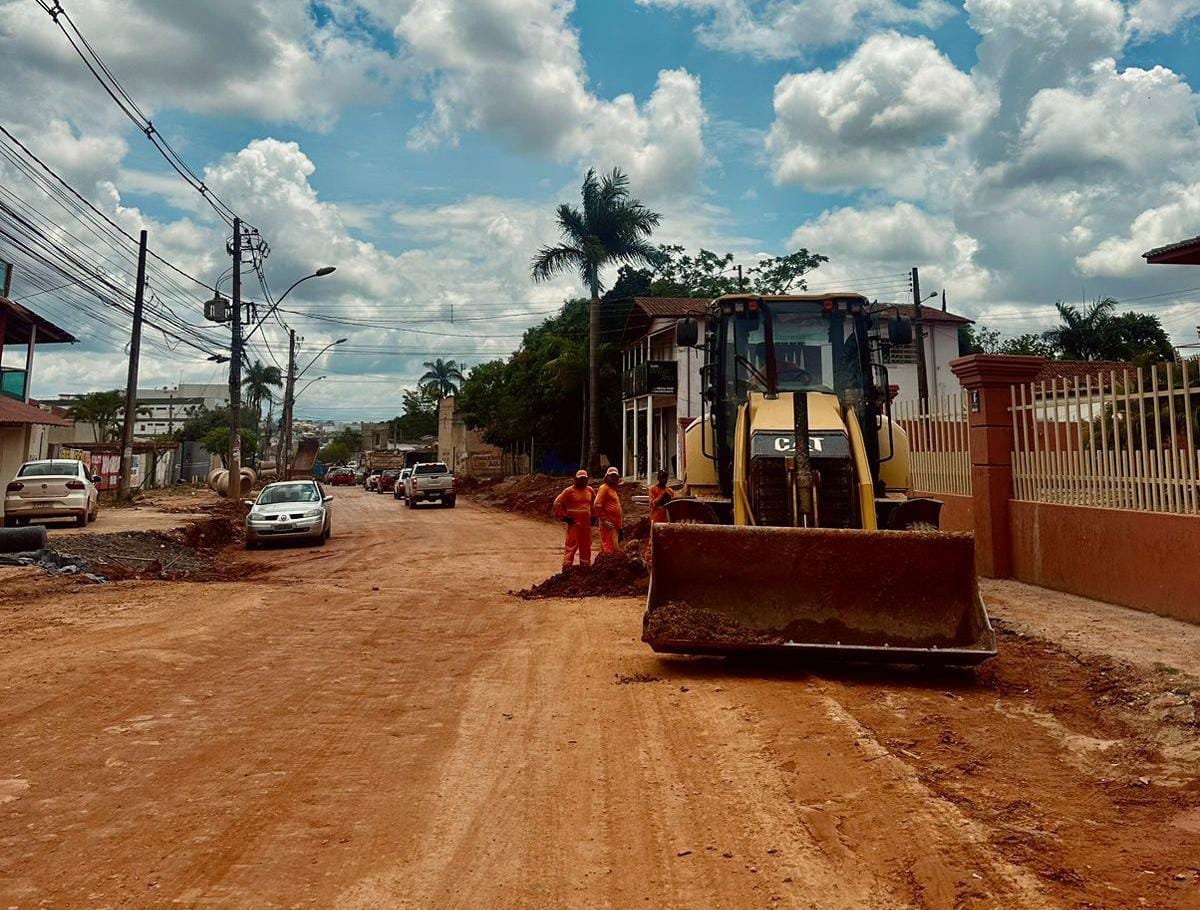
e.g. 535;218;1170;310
1;488;1197;908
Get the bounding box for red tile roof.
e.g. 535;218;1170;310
629;297;710;317
1143;235;1200;265
878;303;973;325
1034;360;1133;385
0;396;70;426
0;297;76;345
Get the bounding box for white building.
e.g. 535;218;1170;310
131;383;227;437
616;296;974;482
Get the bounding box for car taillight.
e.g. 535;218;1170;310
6;482;23;492
66;480;86;490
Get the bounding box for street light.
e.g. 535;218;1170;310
244;266;337;342
295;375;326;399
298;337;347;380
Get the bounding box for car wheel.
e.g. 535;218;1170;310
405;496;414;509
444;496;456;508
2;517;14;529
75;511;87;527
245;539;257;550
88;507;97;523
324;521;332;539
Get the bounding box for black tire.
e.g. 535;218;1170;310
406;497;415;509
75;511;87;528
444;496;456;508
245;539;257;550
87;507;97;523
2;517;14;529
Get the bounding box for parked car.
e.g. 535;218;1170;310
365;469;383;492
354;468;366;485
328;467;356;486
4;458;99;527
378;469;399;494
245;480;332;549
393;467;412;500
404;461;455;508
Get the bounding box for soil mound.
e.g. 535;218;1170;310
470;474;650;525
514;552;649;599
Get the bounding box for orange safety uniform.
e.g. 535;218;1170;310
648;483;673;524
593;483;623;555
553;484;595;567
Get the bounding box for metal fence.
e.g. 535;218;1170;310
893;393;972;496
1010;362;1200;514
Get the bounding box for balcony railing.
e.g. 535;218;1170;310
623;360;678;399
0;367;27;401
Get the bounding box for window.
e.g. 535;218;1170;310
883;342;917;365
19;461;82;477
257;482;321;505
414;463;448;475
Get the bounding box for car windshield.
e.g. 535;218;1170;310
19;461;80;477
414;463;447;475
257;483;321;505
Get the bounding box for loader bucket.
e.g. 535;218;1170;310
643;524;995;665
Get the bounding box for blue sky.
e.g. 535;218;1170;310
4;0;1200;418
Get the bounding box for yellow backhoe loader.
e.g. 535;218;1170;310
642;293;996;664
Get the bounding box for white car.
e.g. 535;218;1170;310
245;480;333;549
4;458;99;528
393;467;412;500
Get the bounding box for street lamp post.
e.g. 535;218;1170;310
282;337;346;478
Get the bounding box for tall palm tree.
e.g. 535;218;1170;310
530;168;660;471
1043;298;1116;361
420;358;465;398
66;389;125;442
242;360;282;460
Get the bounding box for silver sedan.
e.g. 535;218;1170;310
245;480;332;549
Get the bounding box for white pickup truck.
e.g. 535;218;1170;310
404;461;456;508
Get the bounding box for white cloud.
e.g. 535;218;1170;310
394;0;707;196
0;0;407;131
637;0;956;58
765;33;994;192
1077;183;1200;278
789;202;992;303
1126;0;1200;38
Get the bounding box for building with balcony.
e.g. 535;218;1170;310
0;264;76;499
616;297;708;482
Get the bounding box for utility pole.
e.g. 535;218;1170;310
737;264;744;291
280;328;296;479
118;229;148;499
228;218;243;496
911;266;930;410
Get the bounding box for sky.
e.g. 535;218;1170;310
2;0;1200;419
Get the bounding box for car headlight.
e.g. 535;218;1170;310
301;509;323;519
249;510;268;520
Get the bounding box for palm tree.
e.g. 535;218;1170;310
66;389;125;442
242;360;282;460
419;358;464;398
1043;298;1116;361
531;168;661;471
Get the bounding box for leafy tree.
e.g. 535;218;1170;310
388;386;440;440
318;426;362;465
605;245;827;300
531;167;661;472
458;298;623;467
201;427;257;466
66;389;125;442
1000;333;1058;357
1044;298;1174;362
174;405;255;443
418;359;464;399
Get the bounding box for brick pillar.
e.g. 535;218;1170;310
949;354;1045;578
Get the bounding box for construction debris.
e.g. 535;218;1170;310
513;552;649;599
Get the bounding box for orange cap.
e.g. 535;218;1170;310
605;467;619;477
575;469;588;479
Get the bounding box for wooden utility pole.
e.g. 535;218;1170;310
280;328;296;479
118;229;148;499
911;266;930;410
228;219;243;496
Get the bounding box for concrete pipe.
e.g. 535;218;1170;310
207;468;225;491
0;524;48;553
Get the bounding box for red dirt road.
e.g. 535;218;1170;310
1;488;1197;908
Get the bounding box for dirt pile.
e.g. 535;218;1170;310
177;498;247;550
513;552;649;599
469;474;650;527
52;530;214;579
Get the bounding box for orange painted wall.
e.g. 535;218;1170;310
1010;500;1200;625
914;491;974;533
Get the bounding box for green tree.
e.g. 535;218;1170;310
418;359;465;399
174;405;255;443
1045;298;1175;362
66;389;125;442
242;360;282;454
201;427;257;467
319;426;362;465
605;245;827;300
531;168;661;472
389;386;440;440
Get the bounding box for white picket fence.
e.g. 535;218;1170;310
892;393;972;496
1010;362;1200;514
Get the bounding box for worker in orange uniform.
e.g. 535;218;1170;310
646;469;673;566
553;469;595;569
648;469;673;523
593;466;624;556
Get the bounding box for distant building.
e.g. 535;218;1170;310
438;396;505;478
48;382;228;439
